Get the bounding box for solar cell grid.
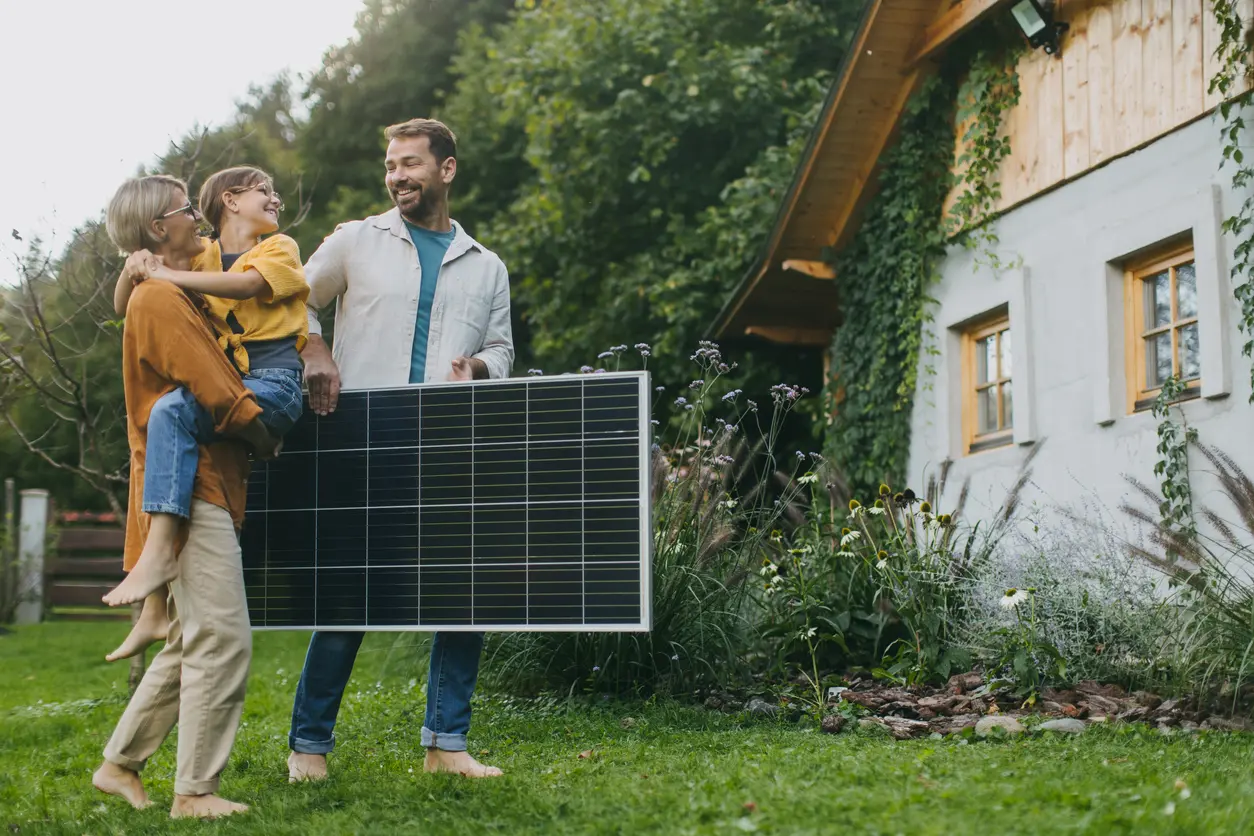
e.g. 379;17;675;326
241;372;650;631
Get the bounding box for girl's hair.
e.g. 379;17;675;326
104;175;188;254
198;166;274;239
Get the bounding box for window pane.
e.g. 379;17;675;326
976;387;997;435
1176;262;1197;319
976;336;994;384
1180;323;1200;380
1000;382;1014;430
1145;331;1173;388
999;328;1012;379
1144;271;1171;329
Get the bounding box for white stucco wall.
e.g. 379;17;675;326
909;110;1254;527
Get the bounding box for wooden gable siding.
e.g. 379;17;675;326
952;0;1252;214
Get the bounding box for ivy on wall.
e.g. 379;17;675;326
821;72;958;498
822;36;1023;499
1209;2;1254;400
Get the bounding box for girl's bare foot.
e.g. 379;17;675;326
169;794;250;819
287;752;328;783
423;748;503;778
105;603;169;662
93;761;151;809
103;515;180;607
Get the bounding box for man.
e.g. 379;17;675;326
287;118;513;781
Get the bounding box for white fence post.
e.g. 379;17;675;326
14;489;49;625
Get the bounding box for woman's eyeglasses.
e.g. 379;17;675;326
157;202;202;221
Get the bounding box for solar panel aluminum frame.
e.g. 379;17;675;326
246;370;653;633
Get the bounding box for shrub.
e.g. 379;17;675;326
1124;445;1254;708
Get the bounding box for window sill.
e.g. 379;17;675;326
967;432;1014;455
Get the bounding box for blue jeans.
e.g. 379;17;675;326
142;368;304;517
289;631;485;754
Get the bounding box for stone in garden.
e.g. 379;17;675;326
1039;718;1086;734
746;698;780;718
1076;680;1126;698
880;717;931;740
975;716;1025;737
1201;717;1254;732
820;714;845;735
947;672;983;694
929;714;980;736
918;694;961;715
620;717;636;729
1083;695;1123;717
1043;688;1081;706
1040;701;1064;714
1117;705;1151;723
1132;691;1163;710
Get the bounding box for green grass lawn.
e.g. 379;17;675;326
3;623;1254;835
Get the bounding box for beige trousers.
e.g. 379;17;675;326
103;500;252;796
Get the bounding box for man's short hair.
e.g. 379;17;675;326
384;118;458;162
199;166;273;239
104;175;188;254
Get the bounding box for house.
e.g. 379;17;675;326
712;0;1254;519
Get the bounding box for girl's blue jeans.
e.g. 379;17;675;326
141;367;304;517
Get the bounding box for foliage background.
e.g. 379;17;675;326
2;0;860;509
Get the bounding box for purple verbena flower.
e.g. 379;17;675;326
579;365;594;374
689;379;704;390
597;351;614;360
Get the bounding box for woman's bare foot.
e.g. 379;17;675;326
105;593;169;662
169;794;249;819
423;748;503;778
93;761;151;809
287;752;328;783
103;515;180;607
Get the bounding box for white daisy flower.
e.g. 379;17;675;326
840;530;861;547
798;472;818;485
868;506;887;516
1000;588;1029;610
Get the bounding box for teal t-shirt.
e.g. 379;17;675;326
405;222;457;383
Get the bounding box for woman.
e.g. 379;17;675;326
102;165;306;662
90;174;272;819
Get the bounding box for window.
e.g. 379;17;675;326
962;314;1013;454
1125;244;1200;411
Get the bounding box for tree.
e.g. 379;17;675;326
440;0;858;389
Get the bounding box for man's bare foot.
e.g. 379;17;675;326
169;794;250;819
105;611;169;662
93;761;151;810
423;748;503;779
287;752;328;783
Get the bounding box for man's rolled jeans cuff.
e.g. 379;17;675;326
289;734;335;755
421;727;468;752
140;501;191;519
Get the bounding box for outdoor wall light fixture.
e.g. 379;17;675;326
1009;0;1068;55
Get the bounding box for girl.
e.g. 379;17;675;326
104;166;309;662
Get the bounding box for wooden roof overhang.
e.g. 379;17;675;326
710;0;1013;345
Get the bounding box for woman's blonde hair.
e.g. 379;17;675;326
198;166;273;239
104;175;188;254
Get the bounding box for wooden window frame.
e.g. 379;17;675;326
961;313;1013;455
1124;242;1201;413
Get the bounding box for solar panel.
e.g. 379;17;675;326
240;372;652;631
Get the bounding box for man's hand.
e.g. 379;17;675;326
448;356;488;381
302;335;341;415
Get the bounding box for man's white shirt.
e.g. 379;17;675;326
303;207;514;389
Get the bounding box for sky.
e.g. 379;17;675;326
0;0;364;283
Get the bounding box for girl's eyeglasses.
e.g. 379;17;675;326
228;181;284;211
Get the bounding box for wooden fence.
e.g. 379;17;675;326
46;510;127;619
